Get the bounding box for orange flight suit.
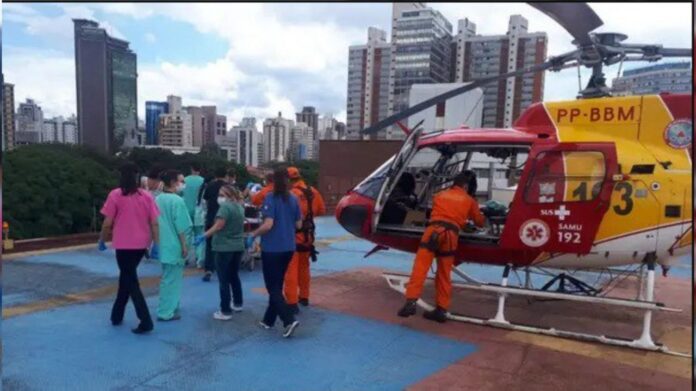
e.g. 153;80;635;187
405;185;485;310
284;180;326;305
251;184;273;207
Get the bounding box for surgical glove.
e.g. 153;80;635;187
98;239;107;252
150;243;160;260
245;236;255;250
194;234;206;247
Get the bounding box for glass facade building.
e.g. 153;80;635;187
391;8;453;126
145;101;168;145
612;62;692;96
74;19;138;154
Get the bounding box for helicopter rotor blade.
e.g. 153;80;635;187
528;2;603;47
656;47;692;57
360;58;571;135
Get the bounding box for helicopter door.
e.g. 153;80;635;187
500;143;618;254
372;126;425;231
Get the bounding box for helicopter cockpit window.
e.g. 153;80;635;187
353;156;394;199
524;151;606;204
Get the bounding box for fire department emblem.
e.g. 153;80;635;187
519;219;550;248
664;120;692;149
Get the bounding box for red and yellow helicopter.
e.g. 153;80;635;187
335;3;692;355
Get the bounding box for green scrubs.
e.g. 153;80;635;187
212;202;245;252
184;175;206;266
156;192;193;320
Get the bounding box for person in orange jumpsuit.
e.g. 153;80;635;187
251;173;274;207
398;170;485;323
284;166;326;313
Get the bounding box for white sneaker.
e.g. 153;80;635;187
283;320;300;338
213;311;233;321
258;321;272;330
232;305;243;313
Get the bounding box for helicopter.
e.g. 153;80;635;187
334;2;692;356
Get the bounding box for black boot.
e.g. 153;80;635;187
423;306;447;323
131;323;153;334
299;298;309;307
397;300;417;317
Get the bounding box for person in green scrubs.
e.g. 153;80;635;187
155;169;193;321
195;185;245;320
183;163;205;267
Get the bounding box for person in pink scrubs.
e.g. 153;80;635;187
99;162;160;334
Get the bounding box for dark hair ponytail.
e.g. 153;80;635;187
119;162;140;196
272;167;289;201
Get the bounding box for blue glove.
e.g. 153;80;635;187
98;239;107;252
150;243;160;260
194;234;206;247
245;236;255;250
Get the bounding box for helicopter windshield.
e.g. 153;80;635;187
353;156;395;199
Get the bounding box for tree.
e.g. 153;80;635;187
3;144;118;239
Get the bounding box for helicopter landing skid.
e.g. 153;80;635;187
383;262;689;357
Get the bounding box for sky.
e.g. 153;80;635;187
2;2;692;127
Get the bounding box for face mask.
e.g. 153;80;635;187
217;197;227;205
177;183;186;193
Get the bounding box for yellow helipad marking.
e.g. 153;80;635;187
314;235;355;248
4;243;99;261
252;287;268;295
506;331;691;379
3;269;200;319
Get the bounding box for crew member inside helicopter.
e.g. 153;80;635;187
397;170;485;323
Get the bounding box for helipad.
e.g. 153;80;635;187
2;217;692;390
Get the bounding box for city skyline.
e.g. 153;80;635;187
3;2;692;127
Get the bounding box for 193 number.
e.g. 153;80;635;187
558;232;581;243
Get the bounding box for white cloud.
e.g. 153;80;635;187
3;46;76;118
5;3;691;128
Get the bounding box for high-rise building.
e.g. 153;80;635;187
263;112;293;163
158;95;192;147
346;27;393;140
3;83;15;150
296;106;319;135
41;116;78;144
200;106;220;145
389;4;452;139
452;15;547;128
215;114;227;141
612;62;692;96
145;101;168;145
15;98;43;145
185;106;207;147
233;117;260;167
74;19;138;154
256;141;265;167
290;122;314;161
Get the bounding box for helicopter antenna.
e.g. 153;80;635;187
360;3;691;136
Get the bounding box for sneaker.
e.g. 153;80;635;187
157;314;182;322
202;272;212;282
258;321;272;330
423;307;448;323
283;320;300;338
231;305;243;313
397;300;417;318
299;298;309;307
213;311;233;321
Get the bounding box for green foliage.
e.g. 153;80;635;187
262;159;319;187
4;144;118;239
4;144;264;239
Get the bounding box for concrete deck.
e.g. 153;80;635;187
2;217;692;390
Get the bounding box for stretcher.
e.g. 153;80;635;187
242;204;262;271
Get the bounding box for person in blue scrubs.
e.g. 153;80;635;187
246;168;302;338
